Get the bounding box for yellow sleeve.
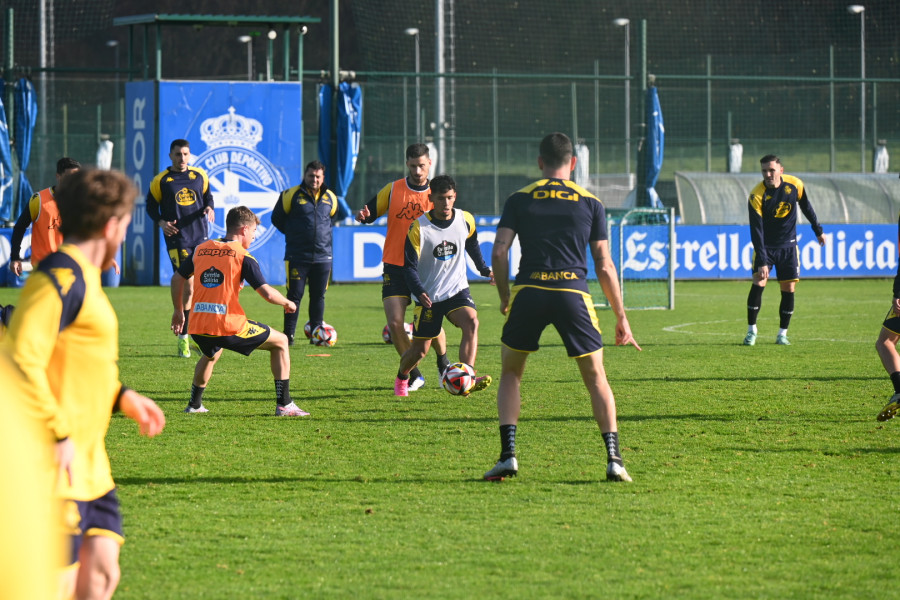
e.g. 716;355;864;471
4;273;71;440
375;182;393;217
149;171;163;202
463;210;477;239
28;192;41;221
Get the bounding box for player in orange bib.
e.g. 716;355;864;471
356;143;449;389
171;206;308;416
9;157;81;275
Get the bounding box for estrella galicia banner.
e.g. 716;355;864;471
156;81;302;286
124;80;157;285
330;223;899;282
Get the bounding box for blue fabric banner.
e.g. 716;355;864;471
318;82;361;220
645;87;665;209
0;80;12;223
14;78;37;217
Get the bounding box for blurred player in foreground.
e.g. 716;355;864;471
1;169;166;599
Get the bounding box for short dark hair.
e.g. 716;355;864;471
539;133;574;169
406;143;430;160
305;160;326;173
226;206;260;232
57;169;137;239
170;139;190;152
759;154;781;165
56;157;81;174
430;174;456;196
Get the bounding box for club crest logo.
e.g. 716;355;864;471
195;107;288;251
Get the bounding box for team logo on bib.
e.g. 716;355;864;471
196;107;288;251
200;266;225;288
433;240;458;261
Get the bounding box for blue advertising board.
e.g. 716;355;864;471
330;223;899;282
125;80;302;286
124;80;156;285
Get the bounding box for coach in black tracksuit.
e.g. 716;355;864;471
271;160;338;345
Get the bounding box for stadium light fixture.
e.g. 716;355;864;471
613;18;631;175
405;28;421;140
847;5;865;172
238;35;253;81
267;28;277;40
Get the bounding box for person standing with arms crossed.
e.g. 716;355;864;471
485;132;640;483
147;139;215;358
9;157;81;276
356;143;449;389
743;154;825;346
2;169;166;599
271;160;337;346
394;175;494;396
171;206;309;417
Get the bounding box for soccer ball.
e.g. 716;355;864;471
303;321;313;339
382;322;414;344
312;323;337;347
441;362;476;396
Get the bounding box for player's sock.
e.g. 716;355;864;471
189;384;205;409
437;353;450;374
275;379;291;407
889;371;900;394
182;310;191;334
747;284;764;327
779;291;795;329
410;366;423;381
396;371;410;381
777;327;788;337
602;431;623;466
499;424;517;460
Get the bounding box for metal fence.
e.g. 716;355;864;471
6;61;899;221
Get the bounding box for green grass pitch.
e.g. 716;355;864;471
1;279;898;599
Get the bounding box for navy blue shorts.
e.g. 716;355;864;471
166;244;197;271
754;246;800;282
381;263;413;302
501;286;604;358
65;488;124;566
413;288;476;339
883;306;900;335
191;319;271;358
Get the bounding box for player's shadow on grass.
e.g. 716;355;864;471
616;375;877;384
114;474;612;486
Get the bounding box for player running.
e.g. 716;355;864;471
148;139;215;358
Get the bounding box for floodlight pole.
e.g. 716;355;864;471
405;28;421;140
613;18;631;176
848;5;865;172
